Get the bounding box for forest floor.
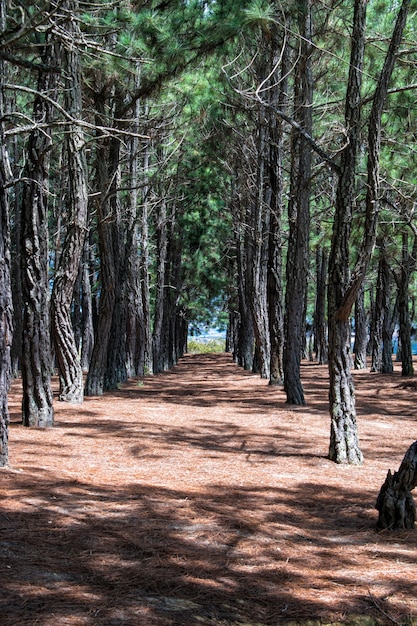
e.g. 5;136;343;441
1;352;417;626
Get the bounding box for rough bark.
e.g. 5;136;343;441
232;177;255;370
80;243;94;371
152;197;168;374
381;252;396;374
267;20;287;387
353;283;367;370
51;2;88;403
0;8;13;464
20;25;58;427
328;0;366;463
376;441;417;530
85;89;120;396
328;0;410;463
250;118;271;381
315;247;328;365
0;163;11;465
370;244;387;372
283;0;312;405
396;232;415;377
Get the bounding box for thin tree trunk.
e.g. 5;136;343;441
250;112;271;380
139;137;153;375
80;243;94;371
268;20;287;387
353;283;367;370
370;243;386;372
381;251;396;374
152;197;168;374
315;247;328;365
283;0;313;405
397;232;415;377
0;1;13;464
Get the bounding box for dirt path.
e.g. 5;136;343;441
1;353;417;625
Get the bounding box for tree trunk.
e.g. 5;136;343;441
315;247;328;365
328;0;366;463
376;440;417;530
370;243;386;372
267;19;288;387
396;232;415;377
51;1;88;403
80;242;94;371
381;253;396;374
0;7;13;464
20;26;58;427
353;283;367;369
328;0;409;463
231;174;255;370
283;0;313;405
250;107;271;380
85;89;120;396
139;142;153;375
152;197;168;374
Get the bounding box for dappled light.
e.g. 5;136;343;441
2;353;417;625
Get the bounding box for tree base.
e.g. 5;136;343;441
375;441;417;530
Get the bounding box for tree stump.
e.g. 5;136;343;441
376;441;417;530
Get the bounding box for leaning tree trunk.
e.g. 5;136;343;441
20;29;59;427
376;441;417;530
283;0;312;405
51;1;88;403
